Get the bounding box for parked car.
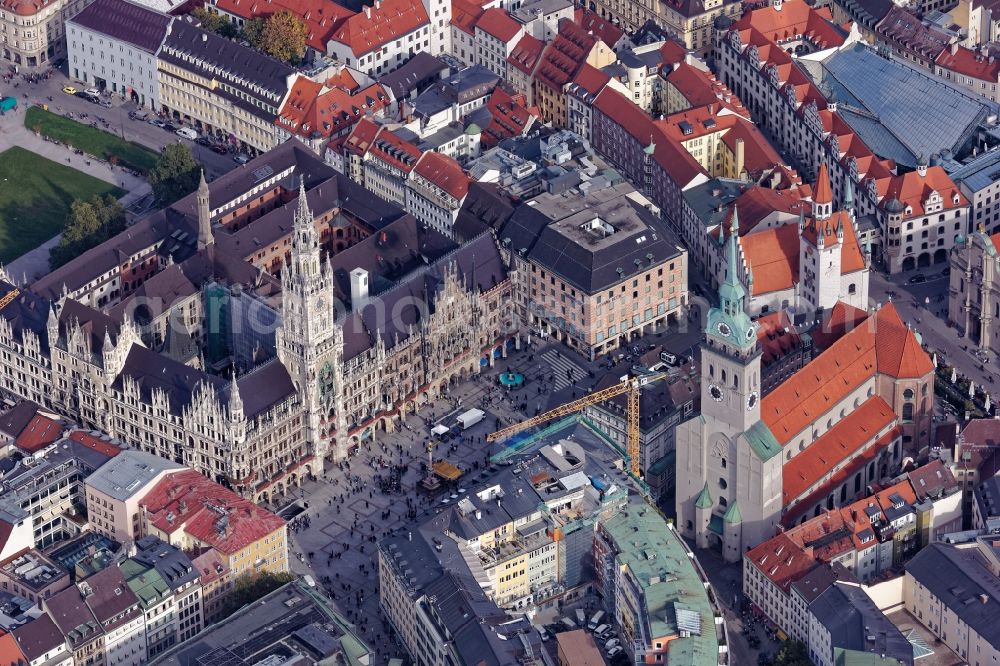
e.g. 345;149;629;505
84;87;100;97
175;127;198;140
605;638;620;650
908;274;927;284
99;99;112;108
196;136;212;146
62;86;77;95
162;123;178;133
233;154;249;164
149;119;166;128
607;646;623;658
74;91;91;100
211;144;228;154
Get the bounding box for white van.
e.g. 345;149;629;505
587;610;605;630
175;127;198;140
593;624;610;638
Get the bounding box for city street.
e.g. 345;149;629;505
281;319;704;664
3;67;239;179
869;267;1000;390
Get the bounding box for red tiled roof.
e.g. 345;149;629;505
481;86;540;147
413;151;470;199
873;303;934;379
276;74;390;140
660;39;687;66
991;231;1000;255
572;63;611;96
731;186;808;233
762;320;877;445
330;0;429;57
574;7;624;47
813;162;832;204
13;414;63;453
368;128;422;173
739;224;799;295
1;0;57;16
0;629;27;666
67;430;121;458
476;7;521;42
936;45;1000;82
665;63;746;115
593;87;706;189
756;310;803;368
141;469;285;556
451;0;484;35
879;166;967;217
342;117;383;156
782;396;896;504
507;34;546;75
213;0;353;51
812;301;869;351
745;532;817;591
534;19;598;92
732;0;845;51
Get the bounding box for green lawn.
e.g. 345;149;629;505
0;146;125;264
24;106;158;173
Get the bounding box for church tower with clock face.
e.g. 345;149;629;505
676;207;767;562
277;180;338;468
701;207;761;434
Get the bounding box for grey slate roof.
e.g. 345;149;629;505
12;613;70;661
378;52;448;100
85;450;183;501
0;280;51;352
806;44;997;169
809;582;913;665
409;65;499;120
69;0;171;53
949;147;1000;193
160;18;293;120
0;400;40;440
134;536;200;591
905;542;1000;648
501;184;684;294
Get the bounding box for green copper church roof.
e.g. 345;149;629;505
706;205;757;348
745;421;782;462
695;481;713;509
723;500;742;524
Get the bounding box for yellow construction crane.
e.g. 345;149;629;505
487;372;667;477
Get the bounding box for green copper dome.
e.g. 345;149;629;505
706;205;756;349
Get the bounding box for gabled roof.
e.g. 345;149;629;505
872;303;934;379
783;396;896;504
534;19;598;92
276;73;389;140
413;152;471;200
739;224;799;295
213;0;353;50
330;0;429;57
507;33;546;75
936;44;1000;83
13;413;64;453
475;8;522;42
451;0;484;36
481;86;540;148
574;7;623;47
879;165;967;216
732;0;846;51
367;128;423;173
745;532;818;592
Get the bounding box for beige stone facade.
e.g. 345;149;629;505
0;0;90;68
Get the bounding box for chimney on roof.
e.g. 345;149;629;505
350;267;369;308
364;4;371;18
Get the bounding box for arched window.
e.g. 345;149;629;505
903;403;914;421
719;497;728;508
709;364;714;378
719;478;728;490
721;369;727;383
848;283;856;294
903;389;914;400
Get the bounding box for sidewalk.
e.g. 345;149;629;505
0;102;151;282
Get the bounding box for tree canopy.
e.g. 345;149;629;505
148;143;201;206
221;571;297;617
246;10;307;63
50;195;126;269
772;640;812;666
191;7;240;39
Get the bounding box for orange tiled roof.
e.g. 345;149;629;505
276;75;389;140
534;19;598;91
13;414;63;453
413;152;470;199
992;231;1000;254
762;320;877;445
732;0;845;50
745;532;817;591
757;310;803;368
507;33;546;75
813;301;869;350
936;45;1000;82
141;469;285;556
330;0;429;57
476;7;521;42
481;86;540;147
67;430;121;458
0;629;27;665
873;303;934;379
783;396;896;504
813;162;832;204
214;0;353;51
451;0;484;35
341;117;383;156
879;166;967;217
368;128;422;173
574;7;624;47
739;224;799;295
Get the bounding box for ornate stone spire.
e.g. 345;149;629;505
197;170;213;251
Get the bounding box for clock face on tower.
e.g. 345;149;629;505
746;391;759;411
717;322;732;338
709;384;725;402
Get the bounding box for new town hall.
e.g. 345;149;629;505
0;143;512;501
